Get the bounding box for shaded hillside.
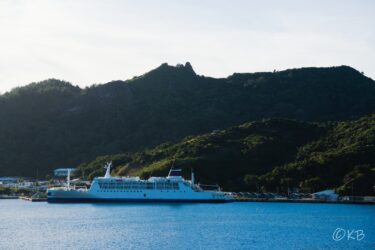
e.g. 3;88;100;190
78;115;375;195
260;115;375;195
1;63;375;176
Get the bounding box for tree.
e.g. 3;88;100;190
300;177;323;193
243;175;259;191
280;177;294;195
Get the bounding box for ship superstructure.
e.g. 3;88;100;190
47;162;233;202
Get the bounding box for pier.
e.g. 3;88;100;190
234;197;375;205
19;196;47;202
19;192;47;202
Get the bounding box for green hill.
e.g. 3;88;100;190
1;63;375;176
78;115;375;196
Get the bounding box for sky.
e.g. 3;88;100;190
0;0;374;93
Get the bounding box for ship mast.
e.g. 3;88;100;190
67;169;71;190
191;169;195;187
104;162;112;178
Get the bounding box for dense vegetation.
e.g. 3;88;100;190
78;115;375;196
1;63;375;177
0;186;32;196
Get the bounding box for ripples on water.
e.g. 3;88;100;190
0;200;374;250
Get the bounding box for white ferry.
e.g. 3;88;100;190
47;162;233;203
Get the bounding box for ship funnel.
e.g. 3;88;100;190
104;162;112;178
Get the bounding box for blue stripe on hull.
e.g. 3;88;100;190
47;198;232;203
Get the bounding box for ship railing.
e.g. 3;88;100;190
71;185;88;191
49;185;88;191
198;184;221;192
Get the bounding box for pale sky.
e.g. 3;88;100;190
0;0;374;93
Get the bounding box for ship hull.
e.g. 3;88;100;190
47;197;232;203
47;189;233;203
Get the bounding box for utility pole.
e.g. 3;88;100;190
343;177;355;200
351;182;354;198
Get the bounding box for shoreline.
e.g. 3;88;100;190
235;198;375;205
1;195;374;205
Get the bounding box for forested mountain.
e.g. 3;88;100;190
1;63;375;176
78;115;375;195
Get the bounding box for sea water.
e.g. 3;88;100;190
0;200;374;250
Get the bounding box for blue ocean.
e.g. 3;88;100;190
0;200;374;250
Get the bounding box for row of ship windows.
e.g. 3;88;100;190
98;184;179;190
98;187;180;190
97;190;186;192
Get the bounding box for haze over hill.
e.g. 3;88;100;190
0;63;374;177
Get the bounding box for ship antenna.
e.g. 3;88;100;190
191;168;195;188
171;146;182;169
168;147;181;177
171;158;176;169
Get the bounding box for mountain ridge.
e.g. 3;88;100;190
3;64;370;95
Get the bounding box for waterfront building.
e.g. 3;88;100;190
0;177;19;187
